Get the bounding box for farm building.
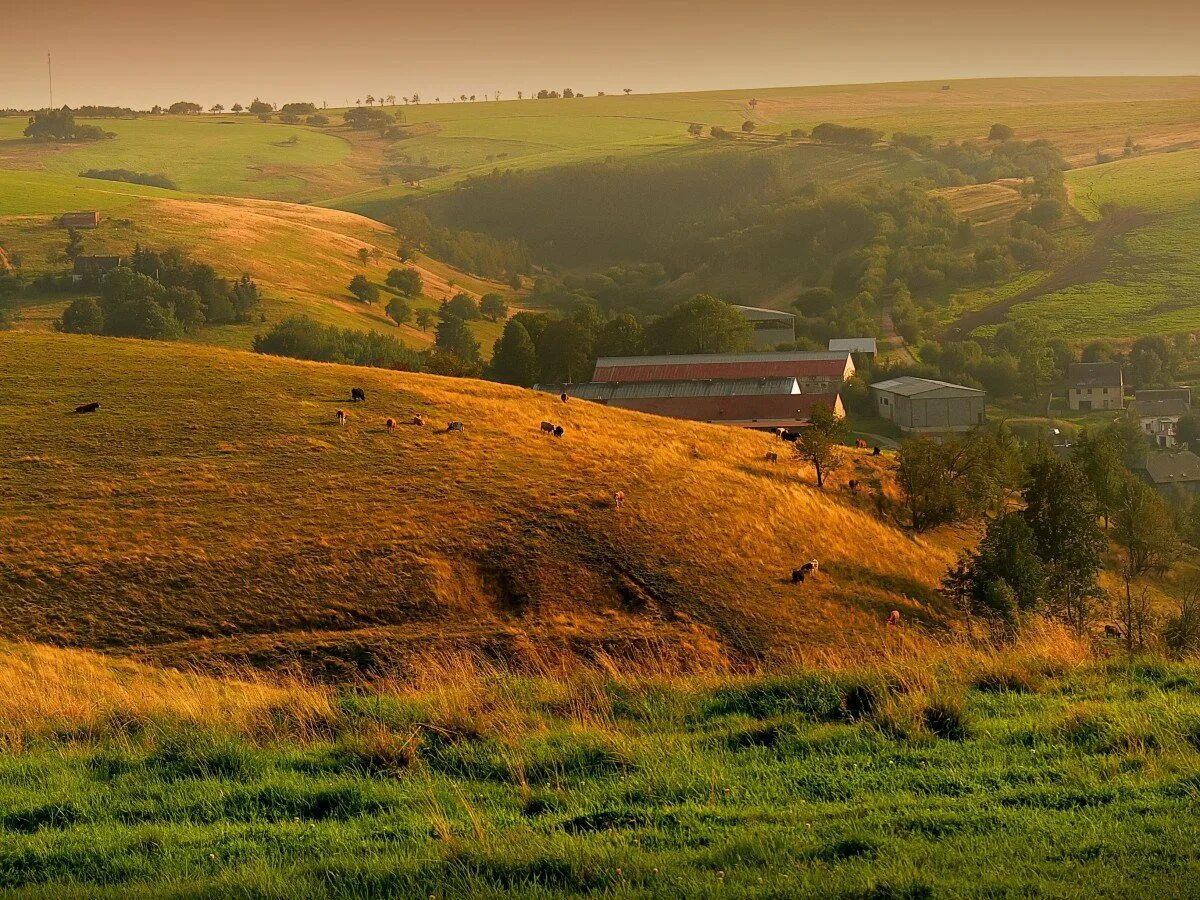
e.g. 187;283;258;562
72;256;123;282
871;376;986;433
732;305;796;349
542;378;843;429
59;211;101;229
1128;390;1191;448
1067;362;1124;411
1144;450;1200;497
828;337;878;358
592;351;855;394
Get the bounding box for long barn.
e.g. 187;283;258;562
592;351;855;394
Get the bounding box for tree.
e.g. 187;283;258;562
442;293;480;320
896;428;1022;532
1072;425;1131;528
941;512;1045;636
248;99;273;115
65;227;84;260
741;120;757;133
988;123;1015;141
434;314;480;363
230;275;261;323
1178;414;1200;450
231;103;244;115
416;308;435;332
792;404;848;488
1113;475;1181;652
386;267;423;296
349;275;379;303
210;104;225;114
385;296;411;325
479;293;508;322
488;320;539;386
23;108;111;142
165;285;206;332
535;317;595;383
356;247;372;266
167;101;202;115
646;295;751;355
1022;454;1107;634
57;297;104;334
595;314;645;358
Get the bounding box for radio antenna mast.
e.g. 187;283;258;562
47;52;54;109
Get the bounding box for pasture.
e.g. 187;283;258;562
995;149;1200;340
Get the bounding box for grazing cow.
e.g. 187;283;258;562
74;402;100;414
553;425;564;438
775;428;786;440
448;421;465;432
540;421;556;433
764;451;779;463
780;429;800;443
1104;624;1123;639
560;392;569;403
792;561;819;584
351;388;366;402
856;438;868;449
848;479;859;493
872;446;882;456
412;415;426;426
614;490;626;509
887;610;901;627
386;418;396;431
335;409;347;425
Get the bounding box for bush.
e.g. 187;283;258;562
57;297;105;334
81;169;177;190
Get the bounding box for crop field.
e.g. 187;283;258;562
994;149;1200;341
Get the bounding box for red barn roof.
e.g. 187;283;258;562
609;392;844;428
593;352;853;383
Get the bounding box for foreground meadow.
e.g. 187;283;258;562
0;640;1196;897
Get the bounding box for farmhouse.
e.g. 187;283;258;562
871;376;986;433
1128;389;1191;448
828;337;878;358
1067;362;1124;411
732;305;796;349
72;256;123;282
592;351;855;394
1144;450;1200;497
59;211;101;229
542;378;843;429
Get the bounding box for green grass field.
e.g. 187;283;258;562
996;149;1200;341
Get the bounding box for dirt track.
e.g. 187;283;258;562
944;206;1155;339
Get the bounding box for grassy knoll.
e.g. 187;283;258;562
0;332;955;676
995;149;1200;341
0;182;513;352
0;639;1197;896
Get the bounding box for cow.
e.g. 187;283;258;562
412;415;426;427
74;402;100;414
540;421;555;433
386;418;396;431
553;425;564;438
855;438;868;449
872;446;882;456
351;388;366;402
780;429;800;443
614;490;626;509
792;561;819;584
448;421;465;432
848;479;859;493
335;409;347;425
560;392;569;403
887;610;901;627
764;451;779;463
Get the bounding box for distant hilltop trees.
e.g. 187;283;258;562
23;108;113;143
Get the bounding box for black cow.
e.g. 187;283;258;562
351;388;366;402
780;429;800;443
74;402;100;414
553;425;564;438
872;446;882;456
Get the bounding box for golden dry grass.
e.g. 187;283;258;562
0;332;963;676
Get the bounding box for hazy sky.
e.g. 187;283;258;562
4;0;1199;109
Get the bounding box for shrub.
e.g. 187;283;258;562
57;297;105;334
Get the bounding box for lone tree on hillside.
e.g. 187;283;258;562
356;247;372;266
349;275;379;303
386;267;422;296
415;308;435;332
479;293;508;322
988;123;1015;141
441;293;480;321
792;403;848;489
385;296;411;325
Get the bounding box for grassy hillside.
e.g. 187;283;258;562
0;332;958;676
0;175;513;352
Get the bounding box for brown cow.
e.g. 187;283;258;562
335;409;347;425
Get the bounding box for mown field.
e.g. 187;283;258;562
994;148;1200;341
0;640;1197;897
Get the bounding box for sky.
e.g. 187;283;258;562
3;0;1199;109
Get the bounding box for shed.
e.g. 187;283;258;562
828;337;878;357
733;305;796;350
592;351;855;394
871;376;986;433
60;212;101;229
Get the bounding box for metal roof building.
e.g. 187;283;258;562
871;376;986;433
542;377;801;402
829;337;878;356
733;305;796;350
592;352;854;393
60;211;101;229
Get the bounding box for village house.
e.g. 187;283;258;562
732;306;796;350
1067;362;1124;411
1144;450;1200;498
1128;388;1192;448
591;351;855;395
871;376;986;433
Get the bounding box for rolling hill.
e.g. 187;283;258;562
0;332;959;677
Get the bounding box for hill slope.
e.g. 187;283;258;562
0;333;957;676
